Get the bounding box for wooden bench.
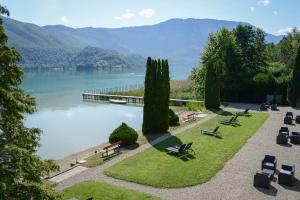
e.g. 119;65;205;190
183;113;195;123
100;141;122;159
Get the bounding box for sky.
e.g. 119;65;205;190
1;0;299;35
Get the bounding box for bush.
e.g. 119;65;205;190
186;102;203;111
169;109;179;126
109;123;138;146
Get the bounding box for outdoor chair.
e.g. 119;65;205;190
253;170;271;189
219;115;239;125
296;115;300;124
290;132;300;144
279;127;289;136
201;126;221;137
235;108;250;116
277;133;288;144
260;104;268;111
86;197;93;200
261;155;277;171
284;116;292;125
166;144;187;155
271;104;277;111
286;112;294;120
184;142;195;154
278;164;295;186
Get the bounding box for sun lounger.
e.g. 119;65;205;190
201;126;221;137
235;108;250;116
166;142;195;155
219;115;239;125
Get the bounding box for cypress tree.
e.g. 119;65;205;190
288;47;300;107
204;63;220;109
142;58;170;134
142;57;153;133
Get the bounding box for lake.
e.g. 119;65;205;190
23;67;192;159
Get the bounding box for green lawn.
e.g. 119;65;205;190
81;154;104;168
61;181;159;200
104;112;268;188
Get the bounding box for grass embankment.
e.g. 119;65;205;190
104;112;269;188
81;154;104;168
111;80;195;100
61;181;159;200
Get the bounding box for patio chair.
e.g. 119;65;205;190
271;104;277;111
166;144;187;155
219;115;239;125
235;108;250;116
201;126;221;137
278;164;295;186
261;155;277;171
296;115;300;124
286;112;294;120
184;142;195;154
277;133;288;144
284;116;293;125
253;171;271;189
290;132;300;144
260;104;268;111
279;127;289;136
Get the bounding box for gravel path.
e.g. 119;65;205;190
56;105;300;200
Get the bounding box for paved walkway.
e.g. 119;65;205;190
56;105;300;200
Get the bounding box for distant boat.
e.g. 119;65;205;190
109;99;127;104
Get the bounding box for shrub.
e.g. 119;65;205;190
109;123;138;146
186;102;203;111
169;109;179;126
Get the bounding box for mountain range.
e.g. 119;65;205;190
3;17;283;70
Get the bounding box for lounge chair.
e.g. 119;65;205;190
284;116;292;125
271;104;277;111
183;142;195;154
166;144;187;155
278;164;295;186
201;126;221;137
296;115;300;124
261;155;277;171
253;170;271;189
286;112;294;120
219;115;239;125
277;133;288;144
235;108;250;116
260;104;268;111
279;127;289;136
290;132;300;144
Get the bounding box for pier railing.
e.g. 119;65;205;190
84;84;143;94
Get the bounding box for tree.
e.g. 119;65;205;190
0;5;59;200
288;47;300;106
204;62;220;109
142;58;170;134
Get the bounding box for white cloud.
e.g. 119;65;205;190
114;9;135;20
139;9;156;17
250;6;255;12
277;27;298;35
260;0;270;6
60;16;69;24
273;10;278;15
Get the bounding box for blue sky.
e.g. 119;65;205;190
1;0;299;35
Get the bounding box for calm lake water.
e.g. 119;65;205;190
22;67;192;159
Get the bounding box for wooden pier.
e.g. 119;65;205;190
82;92;203;106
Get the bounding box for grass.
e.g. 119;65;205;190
81;154;104;168
104;112;269;188
61;181;159;200
110;80;195;100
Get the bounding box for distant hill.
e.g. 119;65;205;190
3;17;283;69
